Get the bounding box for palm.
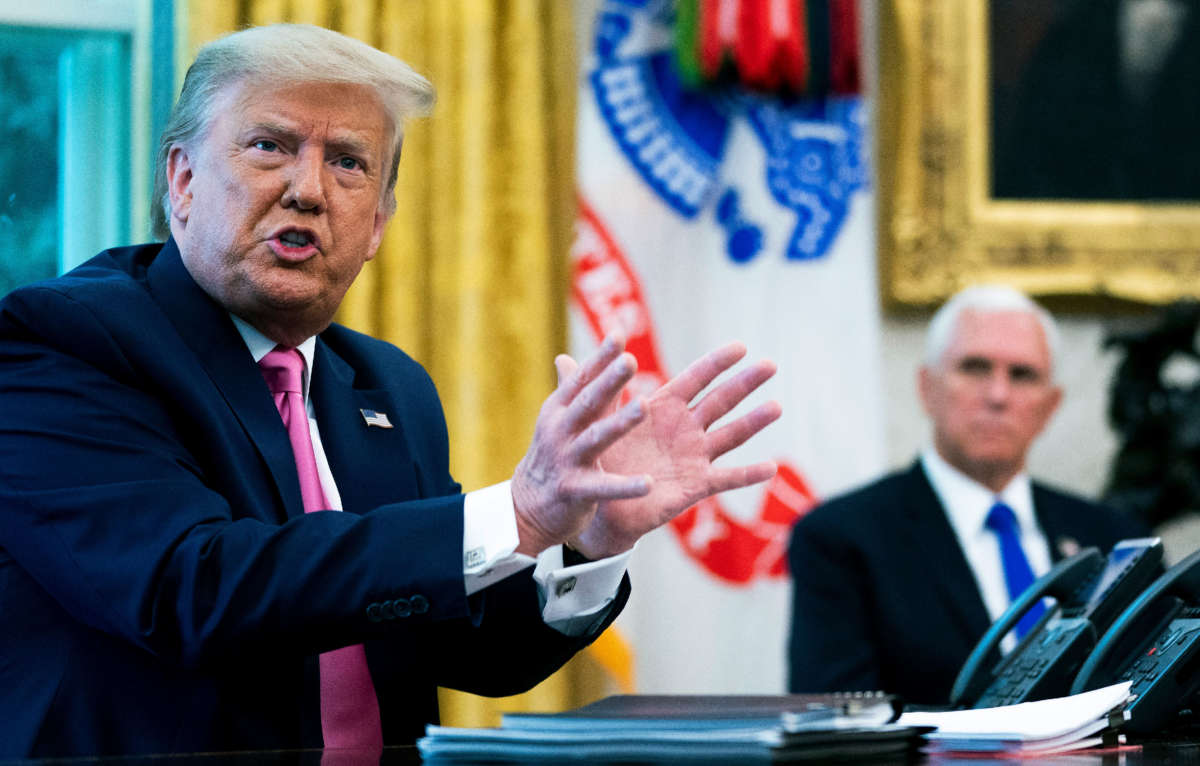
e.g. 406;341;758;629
600;392;715;529
573;343;782;558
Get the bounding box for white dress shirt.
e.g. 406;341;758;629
920;447;1052;649
232;317;629;635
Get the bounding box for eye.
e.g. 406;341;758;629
957;357;992;377
1009;365;1044;385
252;139;279;152
336;156;363;171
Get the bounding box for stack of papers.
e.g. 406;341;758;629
897;681;1134;756
418;694;932;763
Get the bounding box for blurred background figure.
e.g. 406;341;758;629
787;285;1148;704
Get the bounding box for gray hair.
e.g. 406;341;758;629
924;284;1062;376
151;23;435;239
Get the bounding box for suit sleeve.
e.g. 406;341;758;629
0;281;623;703
787;510;882;693
0;286;480;670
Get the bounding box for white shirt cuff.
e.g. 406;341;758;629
462;480;533;594
462;480;630;634
533;545;632;636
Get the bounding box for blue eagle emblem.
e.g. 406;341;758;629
589;0;868;263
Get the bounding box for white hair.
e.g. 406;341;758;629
151;23;435;239
924;284;1061;376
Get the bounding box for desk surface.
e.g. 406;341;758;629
5;741;1200;765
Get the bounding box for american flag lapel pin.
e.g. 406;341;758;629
360;408;393;429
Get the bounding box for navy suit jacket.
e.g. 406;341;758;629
787;461;1149;705
0;240;627;757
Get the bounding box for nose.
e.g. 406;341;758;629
983;371;1010;405
282;148;326;213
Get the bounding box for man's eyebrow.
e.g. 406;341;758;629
1008;363;1045;378
242;120;299;138
240;121;376;154
325;135;375;158
956;355;992;367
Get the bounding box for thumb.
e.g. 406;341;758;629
554;354;578;387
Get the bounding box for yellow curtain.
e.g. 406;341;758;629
181;0;623;729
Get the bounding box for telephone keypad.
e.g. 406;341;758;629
976;618;1091;708
1117;618;1200;698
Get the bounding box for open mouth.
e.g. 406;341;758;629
278;231;313;248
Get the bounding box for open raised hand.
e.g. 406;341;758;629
569;342;782;559
510;335;654;555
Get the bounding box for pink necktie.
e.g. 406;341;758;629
259;348;384;750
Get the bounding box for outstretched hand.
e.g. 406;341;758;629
570;342;782;559
510;335;653;556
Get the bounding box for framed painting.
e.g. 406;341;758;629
877;0;1200;310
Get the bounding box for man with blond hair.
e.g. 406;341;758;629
0;24;780;756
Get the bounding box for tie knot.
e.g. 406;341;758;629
259;348;305;396
985;501;1018;534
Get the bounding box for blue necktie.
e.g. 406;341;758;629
985;501;1045;638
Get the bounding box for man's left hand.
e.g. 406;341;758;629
569;342;781;559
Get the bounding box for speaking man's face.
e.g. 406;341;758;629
167;79;394;345
918;309;1063;491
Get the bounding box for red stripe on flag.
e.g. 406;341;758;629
571;197;669;400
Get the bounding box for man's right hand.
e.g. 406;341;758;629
510;335;653;556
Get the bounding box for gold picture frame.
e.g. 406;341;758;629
877;0;1200;310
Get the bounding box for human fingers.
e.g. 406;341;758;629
572;396;647;464
664;342;747;402
555;334;625;404
704;461;779;496
563;351;637;432
706;400;783;458
555;354;578;387
557;470;652;503
691;359;777;429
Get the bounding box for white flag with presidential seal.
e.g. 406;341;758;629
571;0;887;694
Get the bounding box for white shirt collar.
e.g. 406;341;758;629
229;314;317;400
920;446;1037;539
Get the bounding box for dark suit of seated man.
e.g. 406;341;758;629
0;23;783;758
787;285;1148;705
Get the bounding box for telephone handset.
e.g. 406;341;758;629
950;538;1164;710
1070;548;1200;735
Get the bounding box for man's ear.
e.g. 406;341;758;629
365;206;391;261
917;366;936;417
165;145;194;224
1039;383;1065;427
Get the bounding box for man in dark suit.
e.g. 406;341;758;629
0;24;781;757
787;285;1148;704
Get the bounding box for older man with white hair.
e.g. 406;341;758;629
786;284;1148;705
0;24;780;757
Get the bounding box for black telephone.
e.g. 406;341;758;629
950;537;1164;709
1070;548;1200;735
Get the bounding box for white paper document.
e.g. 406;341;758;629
896;682;1133;754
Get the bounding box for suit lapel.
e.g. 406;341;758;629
1032;485;1081;562
145;239;303;520
900;462;993;643
310;340;419;515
